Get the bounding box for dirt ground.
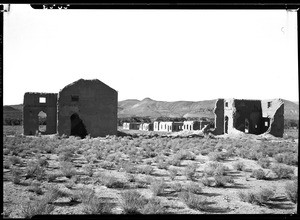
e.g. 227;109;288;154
3;126;298;217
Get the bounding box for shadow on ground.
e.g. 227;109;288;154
202;206;231;213
263;201;295;210
270;196;290;202
223;183;249;189
200;192;222;197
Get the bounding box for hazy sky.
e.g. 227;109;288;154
3;5;298;105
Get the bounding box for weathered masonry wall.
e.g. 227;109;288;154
212;98;284;137
230;99;262;135
23;92;57;135
261;99;284;137
212;99;224;135
58;79;118;138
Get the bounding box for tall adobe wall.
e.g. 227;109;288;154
261;99;284;137
23;92;57;135
212;99;224;135
57;79;118;137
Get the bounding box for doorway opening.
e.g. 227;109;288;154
224;116;228;134
245;118;249;133
38;111;47;133
70;113;88;138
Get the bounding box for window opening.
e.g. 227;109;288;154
245;118;249;133
265;121;268;126
71;95;79;102
39;97;46;103
38;111;47;133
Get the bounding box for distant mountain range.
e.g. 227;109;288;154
118;98;299;120
3;105;23;121
3;98;299;121
118;98;216;119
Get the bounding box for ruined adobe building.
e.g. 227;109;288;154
172;122;183;131
212;98;284;137
200;121;210;130
23;79;118;138
123;122;130;130
139;123;154;131
58;79;118;138
158;121;183;132
159;122;173;132
122;122;141;130
153;121;160;131
23;93;58;135
182;121;200;131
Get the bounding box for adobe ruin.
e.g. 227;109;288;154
182;121;200;131
153;121;160;131
159;122;173;132
158;121;183;132
200;121;210;130
122;122;141;130
23;79;118;138
57;79;118;138
139;123;154;131
123;122;131;130
212;98;284;137
23;92;57;135
172;122;184;132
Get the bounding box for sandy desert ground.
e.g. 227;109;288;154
3;126;298;217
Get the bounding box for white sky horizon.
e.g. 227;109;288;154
3;5;299;105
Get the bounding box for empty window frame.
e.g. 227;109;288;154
71;95;79;102
265;121;269;126
39;97;46;103
225;102;228;107
267;102;271;108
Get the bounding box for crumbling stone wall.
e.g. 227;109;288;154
261;99;284;137
57;79;117;137
23;92;57;135
231;99;262;134
212;98;284;137
212;99;224;135
223;99;236;134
